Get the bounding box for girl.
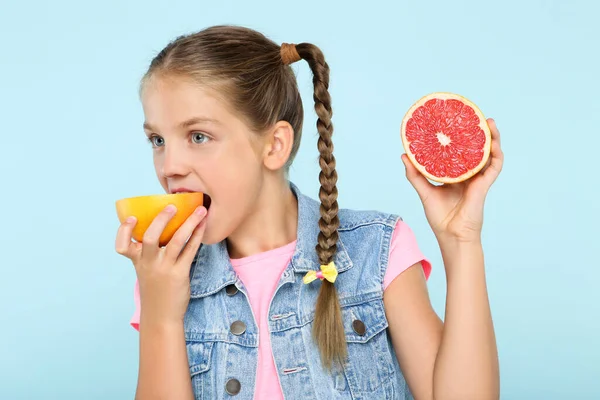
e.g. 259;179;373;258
116;25;503;400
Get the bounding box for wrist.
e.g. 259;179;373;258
437;232;482;250
438;238;485;278
139;313;185;332
433;224;483;246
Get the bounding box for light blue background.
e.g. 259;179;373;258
1;0;598;398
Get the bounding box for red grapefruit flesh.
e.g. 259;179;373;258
401;92;491;184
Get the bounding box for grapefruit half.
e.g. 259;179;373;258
401;92;491;184
115;192;205;246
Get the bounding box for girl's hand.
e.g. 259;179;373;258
115;204;208;327
402;118;504;244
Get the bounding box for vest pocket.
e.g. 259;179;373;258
336;297;395;395
185;341;215;399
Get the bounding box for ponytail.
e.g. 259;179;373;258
294;43;347;370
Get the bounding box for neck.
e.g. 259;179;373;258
226;178;298;259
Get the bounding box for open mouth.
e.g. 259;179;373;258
203;193;212;210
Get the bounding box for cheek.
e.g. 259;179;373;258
219;142;261;179
153;154;168;189
152;150;163;170
210;149;262;203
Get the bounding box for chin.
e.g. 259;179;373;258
200;216;227;245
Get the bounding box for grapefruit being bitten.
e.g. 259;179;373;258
401;92;491;184
115;192;205;247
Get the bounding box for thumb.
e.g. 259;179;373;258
401;154;434;200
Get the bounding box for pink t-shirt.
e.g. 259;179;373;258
130;220;431;399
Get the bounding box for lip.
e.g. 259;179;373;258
169;187;196;194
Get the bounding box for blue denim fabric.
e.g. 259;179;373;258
184;181;413;399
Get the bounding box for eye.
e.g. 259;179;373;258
148;135;165;147
192;132;209;144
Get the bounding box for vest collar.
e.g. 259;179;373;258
189;181;353;298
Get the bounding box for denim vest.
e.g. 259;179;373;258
184;182;414;399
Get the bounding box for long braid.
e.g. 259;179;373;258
296;43;346;370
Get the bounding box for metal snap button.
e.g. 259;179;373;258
230;320;247;336
225;284;238;296
225;378;241;395
352;319;367;336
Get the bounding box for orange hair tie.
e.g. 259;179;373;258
281;43;301;65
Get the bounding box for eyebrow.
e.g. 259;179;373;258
143;116;219;132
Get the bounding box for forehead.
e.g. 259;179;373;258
141;75;235;129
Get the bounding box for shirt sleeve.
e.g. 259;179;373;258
130;279;140;331
383;219;432;291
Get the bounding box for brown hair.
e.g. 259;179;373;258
141;25;346;369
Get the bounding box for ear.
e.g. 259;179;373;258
262;121;294;171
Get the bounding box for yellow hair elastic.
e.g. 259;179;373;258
303;261;338;284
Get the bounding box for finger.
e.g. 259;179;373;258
177;213;208;267
115;217;142;261
401;153;434;202
488;118;501;146
481;118;504;185
164;206;208;263
141;204;177;259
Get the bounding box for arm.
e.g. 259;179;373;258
115;204;209;400
136;321;194;400
386;118;503;399
384;244;499;400
433;240;498;398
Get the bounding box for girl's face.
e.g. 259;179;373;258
140;75;267;245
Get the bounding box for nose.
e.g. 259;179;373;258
160;145;189;178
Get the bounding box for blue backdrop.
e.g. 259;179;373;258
1;0;598;398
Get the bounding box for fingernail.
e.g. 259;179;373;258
126;216;136;224
195;206;206;216
165;204;176;213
